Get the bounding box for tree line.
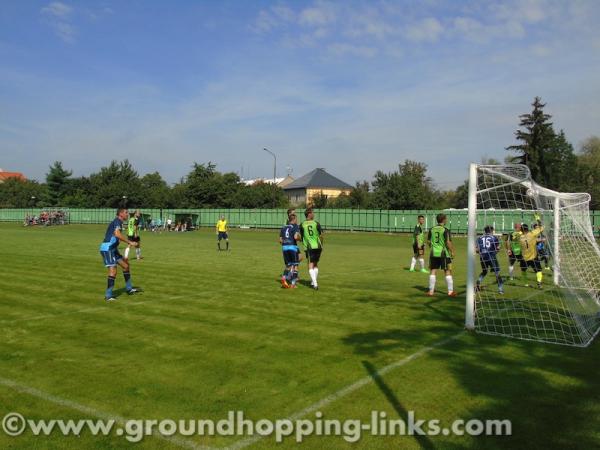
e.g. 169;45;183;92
1;97;599;210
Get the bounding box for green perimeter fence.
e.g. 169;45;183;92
3;208;600;235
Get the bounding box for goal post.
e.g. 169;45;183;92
466;163;600;347
553;196;560;286
465;163;477;330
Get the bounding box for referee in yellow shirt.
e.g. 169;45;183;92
216;215;229;251
519;214;544;289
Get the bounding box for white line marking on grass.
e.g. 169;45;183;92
227;331;464;450
0;376;212;450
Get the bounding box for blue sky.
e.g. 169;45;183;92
1;0;599;189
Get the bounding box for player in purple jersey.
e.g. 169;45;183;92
476;225;504;294
279;214;301;288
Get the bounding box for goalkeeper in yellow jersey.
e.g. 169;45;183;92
216;215;229;251
519;214;544;289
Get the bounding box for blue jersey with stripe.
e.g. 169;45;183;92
477;234;500;258
100;218;122;251
280;224;299;246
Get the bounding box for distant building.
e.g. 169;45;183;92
283;168;352;206
242;175;295;188
0;168;26;183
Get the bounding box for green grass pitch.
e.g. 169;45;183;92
0;223;598;449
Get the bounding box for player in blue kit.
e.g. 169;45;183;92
476;225;504;294
279;213;301;289
99;208;141;302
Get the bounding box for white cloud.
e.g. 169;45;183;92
328;43;378;58
54;22;76;43
298;2;336;27
271;4;295;22
344;8;396;40
530;44;552;57
504;20;525;39
453;16;484;39
253;10;279;33
14;0;600;184
405;17;444;42
251;4;296;33
452;15;525;42
514;0;547;23
41;2;72;18
492;0;547;25
40;2;77;43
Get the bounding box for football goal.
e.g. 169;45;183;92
465;164;600;347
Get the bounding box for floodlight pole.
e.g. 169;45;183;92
262;148;277;183
465;163;478;330
30;196;36;218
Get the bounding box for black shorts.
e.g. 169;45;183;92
430;256;452;271
413;242;425;256
218;232;228;240
480;256;500;274
525;259;542;273
283;249;299;266
305;249;322;264
128;235;140;243
509;253;526;270
509;253;523;265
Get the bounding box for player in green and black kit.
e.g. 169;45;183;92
124;210;142;260
300;208;323;290
409;215;428;273
506;223;525;280
427;213;456;297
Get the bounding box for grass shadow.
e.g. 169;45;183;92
362;360;435;450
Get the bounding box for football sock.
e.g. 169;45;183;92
497;274;504;289
124;247;130;259
419;258;425;269
446;275;454;293
410;257;416;270
309;269;317;286
123;271;132;291
136;248;141;258
536;271;543;284
428;275;436;292
283;269;290;279
509;265;514;278
226;241;229;250
106;276;116;299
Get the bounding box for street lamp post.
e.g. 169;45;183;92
262;148;278;209
262;148;277;183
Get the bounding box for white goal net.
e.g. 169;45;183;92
465;164;600;347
